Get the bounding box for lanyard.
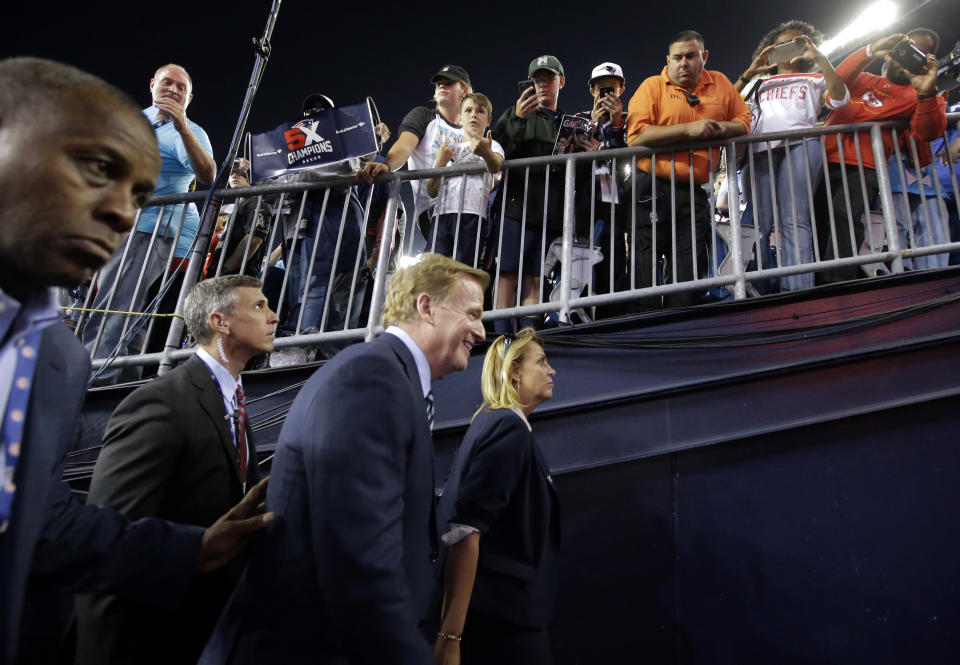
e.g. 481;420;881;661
0;329;43;531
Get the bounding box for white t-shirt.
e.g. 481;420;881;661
398;104;465;218
746;72;848;151
434;139;504;218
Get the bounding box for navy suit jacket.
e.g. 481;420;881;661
438;408;562;629
74;355;261;665
200;332;438;665
0;323;202;665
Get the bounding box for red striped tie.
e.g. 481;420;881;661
235;385;249;482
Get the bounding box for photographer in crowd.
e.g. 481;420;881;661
816;29;946;284
491;55;568;331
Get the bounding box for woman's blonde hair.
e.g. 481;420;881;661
475;327;544;417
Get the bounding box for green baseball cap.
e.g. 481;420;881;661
528;55;564;77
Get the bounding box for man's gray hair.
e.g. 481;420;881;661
184;275;262;344
0;57;145;131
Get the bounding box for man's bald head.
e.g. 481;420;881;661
153;63;193;93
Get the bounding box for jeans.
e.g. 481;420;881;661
892;192;950;270
743;140;823;291
82;231;175;384
283;195;364;333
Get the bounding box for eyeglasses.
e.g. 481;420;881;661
680;89;700;107
435;78;457;87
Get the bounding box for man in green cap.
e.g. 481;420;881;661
491;55;567;332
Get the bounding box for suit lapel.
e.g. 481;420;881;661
184;356;244;485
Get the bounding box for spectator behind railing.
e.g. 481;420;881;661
275;93;368;336
204;158;276;278
817;29;946;284
425;92;504;266
735;20;849;292
887;140;951;271
932;102;960;264
574;62;630;312
626;30;751;310
491;55;568;332
358;64;472;247
82;63;215;385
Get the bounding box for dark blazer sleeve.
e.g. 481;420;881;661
451;413;531;533
300;349;434;664
27;334;203;599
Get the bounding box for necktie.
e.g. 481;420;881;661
425;389;435;431
234;385;249;483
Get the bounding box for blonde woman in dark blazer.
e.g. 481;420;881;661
435;328;561;665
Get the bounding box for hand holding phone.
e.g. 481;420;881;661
517;79;535;97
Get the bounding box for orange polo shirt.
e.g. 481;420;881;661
627;67;751;184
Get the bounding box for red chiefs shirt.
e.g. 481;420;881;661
824;47;945;171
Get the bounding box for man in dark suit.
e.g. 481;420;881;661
200;253;488;665
0;58;271;665
75;275;278;665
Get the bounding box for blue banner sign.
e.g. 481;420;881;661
250;100;378;181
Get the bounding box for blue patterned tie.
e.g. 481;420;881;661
425;389;435;431
1;330;42;533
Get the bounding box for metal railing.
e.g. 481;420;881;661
70;113;960;380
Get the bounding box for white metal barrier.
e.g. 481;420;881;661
73;114;960;381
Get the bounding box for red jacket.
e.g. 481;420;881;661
824;46;946;170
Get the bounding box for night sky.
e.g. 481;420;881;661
4;0;956;163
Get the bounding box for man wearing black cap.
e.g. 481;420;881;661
358;65;471;241
490;55;567;331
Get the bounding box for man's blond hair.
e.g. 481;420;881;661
382;253;489;327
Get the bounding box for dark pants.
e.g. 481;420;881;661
460;609;553;665
814;162;879;284
431;213;485;267
630;178;711;310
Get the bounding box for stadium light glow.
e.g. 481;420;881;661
398;254;421;268
821;1;899;56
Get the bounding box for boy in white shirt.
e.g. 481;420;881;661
426;93;504;267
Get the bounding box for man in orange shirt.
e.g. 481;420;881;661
626;30;751;309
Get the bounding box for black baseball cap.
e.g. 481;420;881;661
302;93;335;114
430;65;471;88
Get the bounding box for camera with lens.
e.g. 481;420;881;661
890;39;927;75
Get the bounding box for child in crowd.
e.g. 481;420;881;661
426;92;504;267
